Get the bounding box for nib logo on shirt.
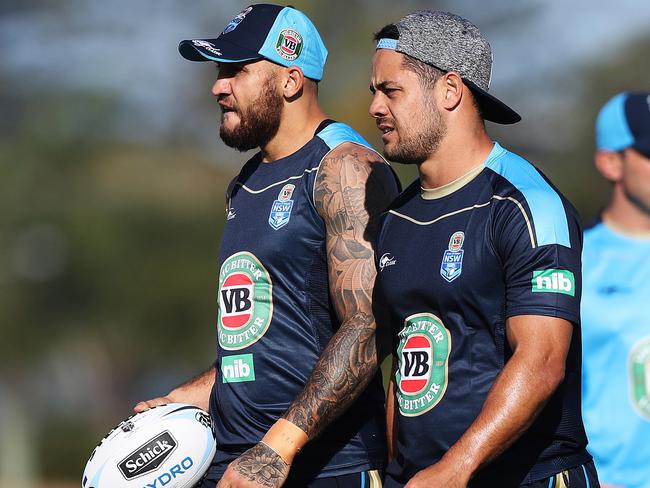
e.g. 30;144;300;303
531;269;575;296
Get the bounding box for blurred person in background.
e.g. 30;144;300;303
370;10;598;487
134;3;399;488
581;92;650;488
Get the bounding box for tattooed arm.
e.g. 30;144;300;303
283;142;398;437
216;143;399;488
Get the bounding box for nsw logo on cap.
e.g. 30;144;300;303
223;6;253;34
276;29;303;61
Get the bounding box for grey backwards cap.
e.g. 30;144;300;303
378;11;521;124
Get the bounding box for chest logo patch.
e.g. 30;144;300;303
268;183;295;230
218;252;273;350
440;231;465;282
629;336;650;420
379;253;397;271
396;313;451;417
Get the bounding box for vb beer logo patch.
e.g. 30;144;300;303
629;337;650;420
396;313;451;417
276;29;303;61
218;252;273;350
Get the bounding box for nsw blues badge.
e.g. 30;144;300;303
440;231;465;282
222;6;252;34
268;184;295;230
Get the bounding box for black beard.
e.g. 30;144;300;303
219;76;283;152
383;100;446;165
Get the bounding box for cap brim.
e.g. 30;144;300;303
179;38;262;63
464;80;521;125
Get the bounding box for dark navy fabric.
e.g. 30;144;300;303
208;122;388;480
179;5;281;62
200;469;385;488
383;461;599;488
377;143;590;486
524;461;599;488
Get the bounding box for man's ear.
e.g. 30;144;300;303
595;150;624;183
438;71;463;111
282;66;305;98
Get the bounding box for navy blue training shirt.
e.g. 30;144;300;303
208;122;388;481
377;142;591;486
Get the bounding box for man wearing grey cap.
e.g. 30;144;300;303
581;92;650;488
370;11;599;487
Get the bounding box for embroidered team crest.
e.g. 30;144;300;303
440;231;465;282
396;313;451;416
222;6;252;34
268;184;295;230
629;337;650;420
276;29;303;60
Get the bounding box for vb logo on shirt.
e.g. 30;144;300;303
218;252;273;350
396;313;451;417
629;337;650;420
531;269;575;296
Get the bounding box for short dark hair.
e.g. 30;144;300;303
373;23;484;121
373;23;444;89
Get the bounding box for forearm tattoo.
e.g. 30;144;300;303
233;443;289;487
283;147;397;438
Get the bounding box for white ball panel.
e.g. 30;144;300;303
82;404;216;488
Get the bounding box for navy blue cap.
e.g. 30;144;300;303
179;4;328;81
596;92;650;158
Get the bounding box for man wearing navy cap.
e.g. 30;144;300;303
581;92;650;488
135;4;399;487
369;10;598;487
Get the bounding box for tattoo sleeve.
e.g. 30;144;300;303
232;442;289;487
282;144;399;438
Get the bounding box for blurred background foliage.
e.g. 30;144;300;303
0;0;649;485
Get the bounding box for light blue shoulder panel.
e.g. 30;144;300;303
486;143;571;248
316;122;372;150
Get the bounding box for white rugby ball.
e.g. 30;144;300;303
82;403;216;488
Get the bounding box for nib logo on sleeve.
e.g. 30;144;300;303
532;269;575;296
